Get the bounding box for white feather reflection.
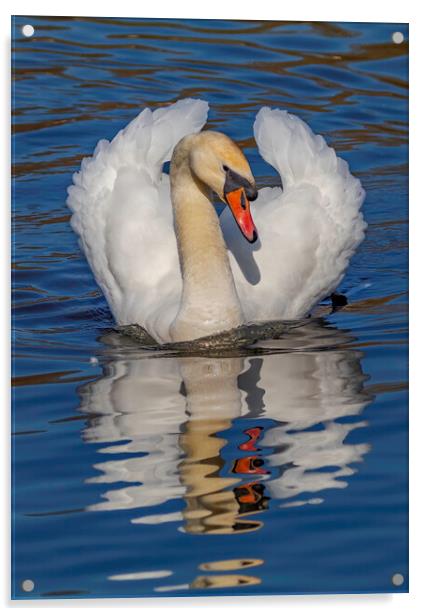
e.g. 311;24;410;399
79;321;372;535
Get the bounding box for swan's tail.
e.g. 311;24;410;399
253;107;366;232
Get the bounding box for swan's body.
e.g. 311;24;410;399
67;99;366;343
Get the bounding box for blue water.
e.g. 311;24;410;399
11;16;408;599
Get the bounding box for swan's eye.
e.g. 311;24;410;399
223;165;229;172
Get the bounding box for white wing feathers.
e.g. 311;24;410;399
253;107;365;229
67;99;209;341
223;107;366;321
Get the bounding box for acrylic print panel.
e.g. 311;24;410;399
11;15;408;599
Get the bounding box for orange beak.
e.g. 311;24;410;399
225;187;258;244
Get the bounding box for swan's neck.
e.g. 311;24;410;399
170;145;243;342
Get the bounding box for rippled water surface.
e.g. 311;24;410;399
11;16;408;599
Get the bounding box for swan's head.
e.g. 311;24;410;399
189;131;258;243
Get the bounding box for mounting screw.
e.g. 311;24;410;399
22;25;35;37
21;579;34;592
392;573;404;587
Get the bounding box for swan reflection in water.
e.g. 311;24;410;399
78;320;372;589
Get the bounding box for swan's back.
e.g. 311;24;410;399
222;107;366;321
67;99;208;341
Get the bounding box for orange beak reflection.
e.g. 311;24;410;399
225;187;258;243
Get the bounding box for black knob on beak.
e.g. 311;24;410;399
246;185;258;202
224;168;258;202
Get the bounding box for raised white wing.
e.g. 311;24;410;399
221;107;366;322
67;99;209;342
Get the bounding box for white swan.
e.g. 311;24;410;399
67;98;366;343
